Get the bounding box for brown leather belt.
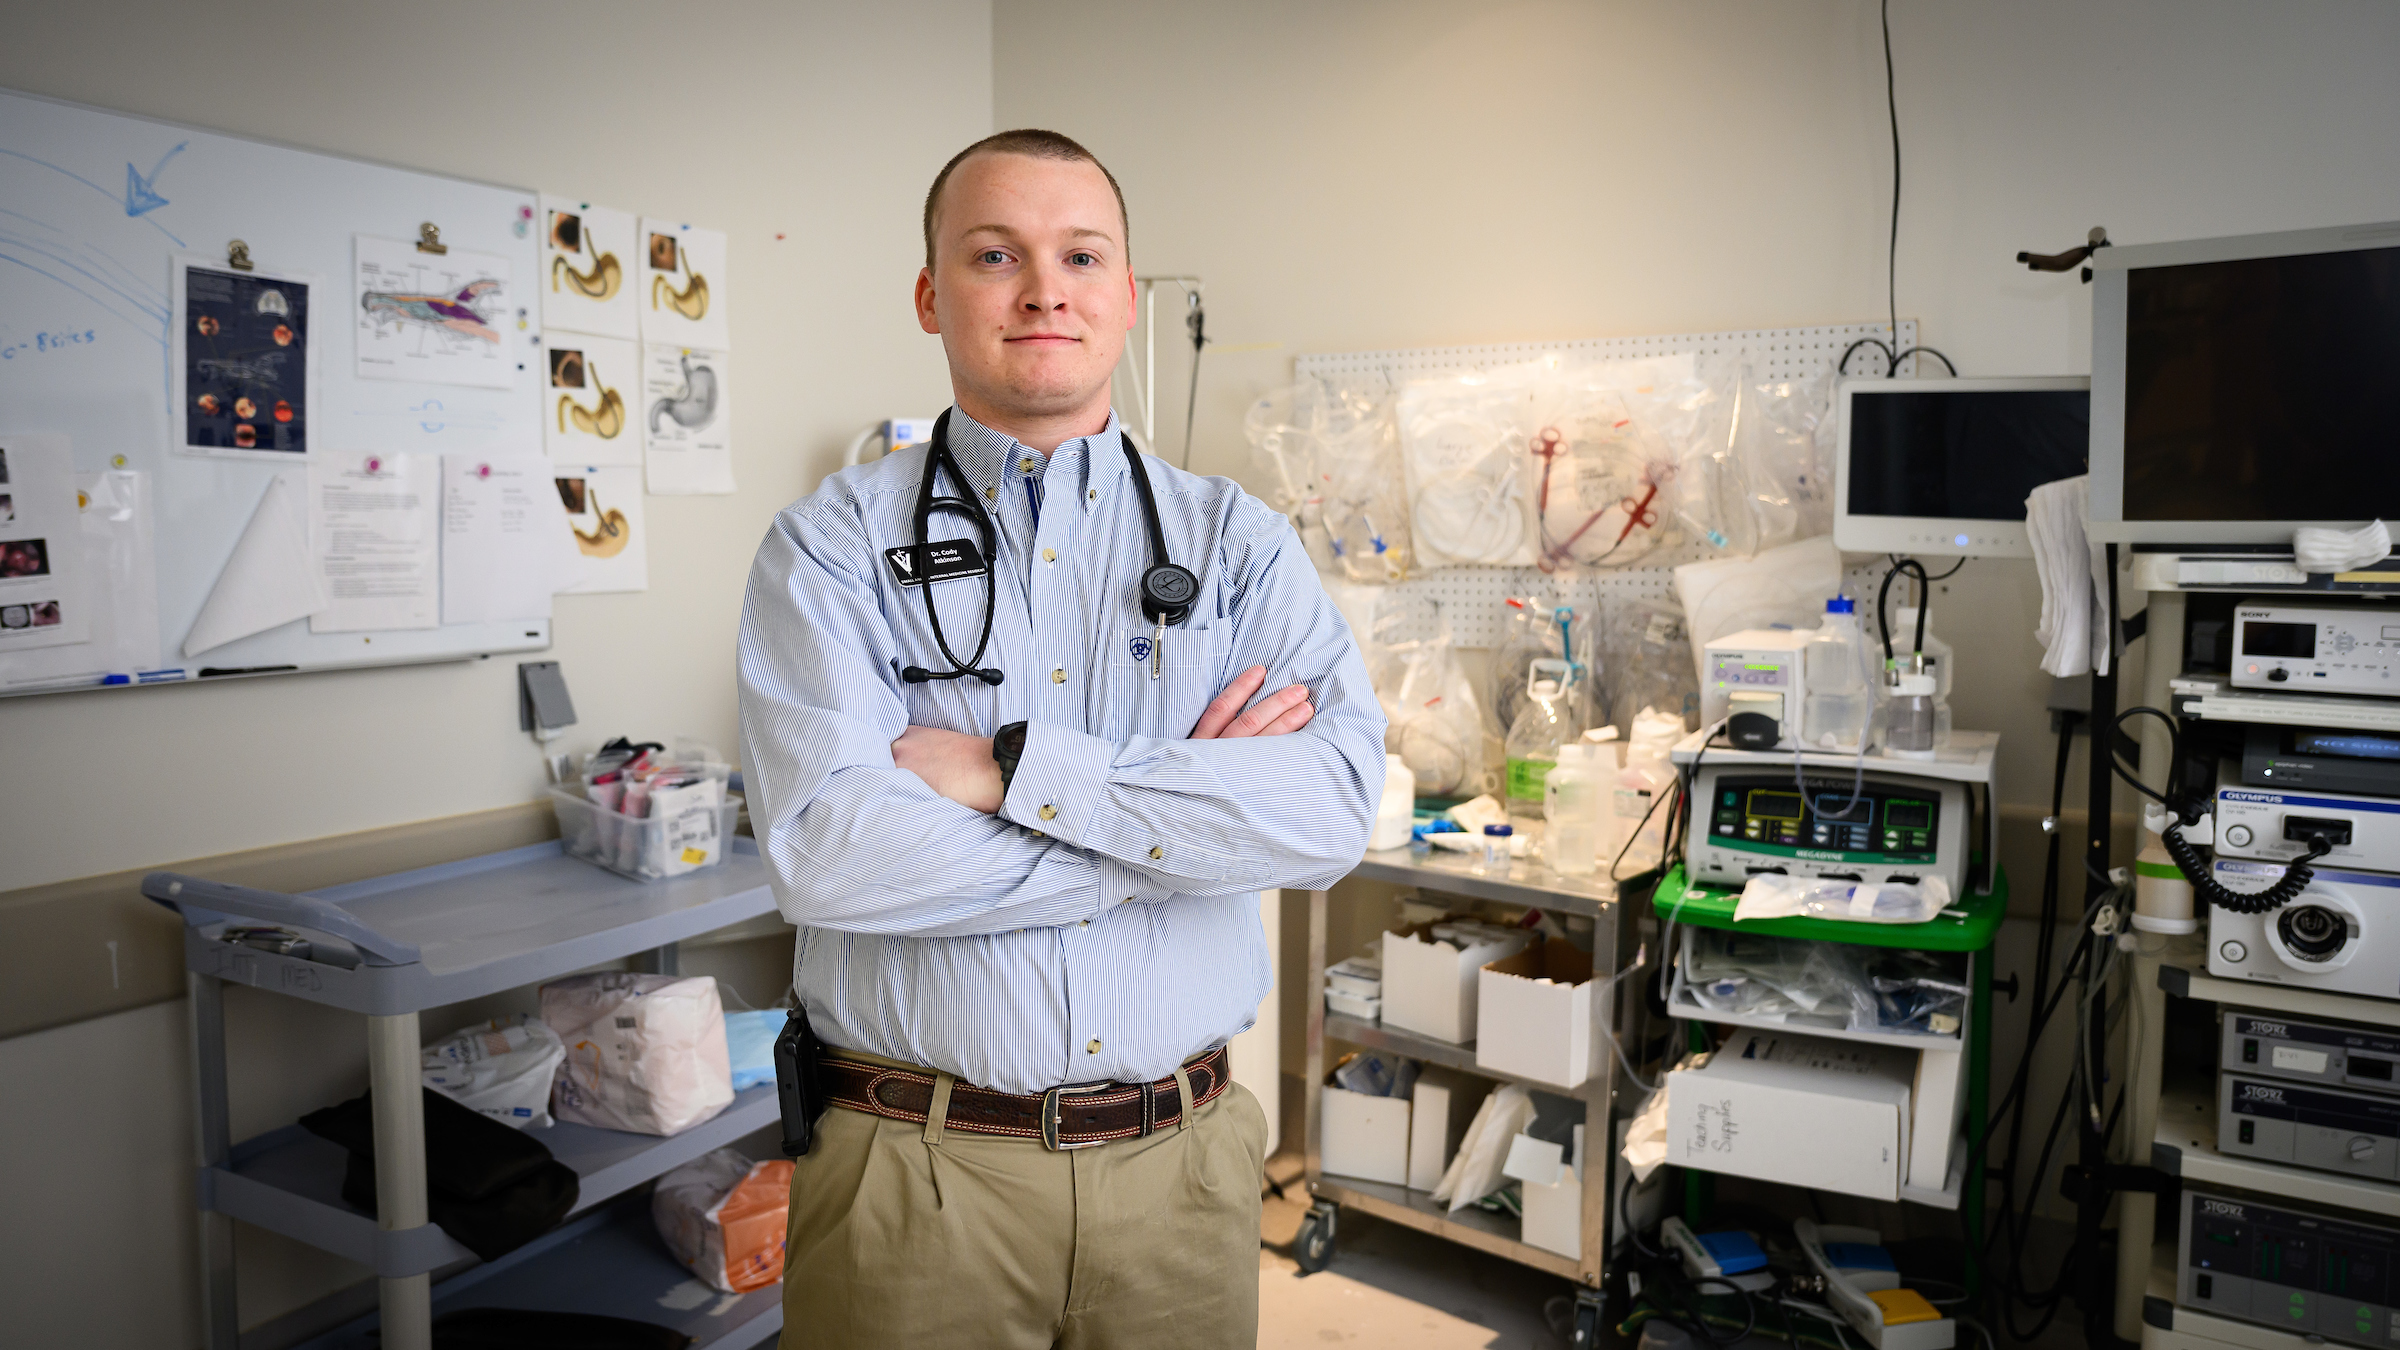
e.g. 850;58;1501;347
821;1045;1231;1150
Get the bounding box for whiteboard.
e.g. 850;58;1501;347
0;87;551;696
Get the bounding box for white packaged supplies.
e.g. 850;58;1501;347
542;973;734;1136
652;1147;793;1294
420;1015;566;1129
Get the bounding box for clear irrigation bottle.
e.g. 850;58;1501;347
1888;605;1954;748
1542;742;1607;876
1506;658;1580;826
1801;596;1871;750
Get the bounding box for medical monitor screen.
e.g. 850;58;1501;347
1845;389;2089;521
2123;247;2400;521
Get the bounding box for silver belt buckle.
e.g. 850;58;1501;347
1040;1083;1113;1151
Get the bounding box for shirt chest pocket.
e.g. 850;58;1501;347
1105;621;1230;741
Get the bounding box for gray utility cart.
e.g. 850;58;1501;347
1298;842;1642;1349
148;837;788;1350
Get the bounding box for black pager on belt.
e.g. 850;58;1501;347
774;1005;828;1157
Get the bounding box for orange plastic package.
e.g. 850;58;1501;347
653;1149;795;1293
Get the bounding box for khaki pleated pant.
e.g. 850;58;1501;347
779;1068;1268;1349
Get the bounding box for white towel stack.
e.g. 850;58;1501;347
2026;475;2112;678
2294;519;2392;575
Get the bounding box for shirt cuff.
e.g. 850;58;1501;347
1001;720;1117;846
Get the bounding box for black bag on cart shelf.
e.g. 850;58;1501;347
427;1307;694;1349
302;1087;580;1259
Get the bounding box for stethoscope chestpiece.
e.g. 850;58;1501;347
1141;563;1199;627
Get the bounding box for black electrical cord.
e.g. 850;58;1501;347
2105;704;2331;912
1875;559;1931;664
1880;0;1899;351
1890;553;1966;582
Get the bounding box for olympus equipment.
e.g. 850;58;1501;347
2206;860;2400;999
2216;767;2400;873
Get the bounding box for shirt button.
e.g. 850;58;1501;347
1039;804;1057;821
1043;548;1056;563
1087;1038;1103;1054
984;486;997;500
1088;489;1097;501
1122;896;1135;904
1149;845;1164;860
1051;667;1066;684
1019;457;1036;473
1078;919;1090;929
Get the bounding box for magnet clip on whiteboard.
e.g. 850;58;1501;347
226;239;254;273
416;221;446;255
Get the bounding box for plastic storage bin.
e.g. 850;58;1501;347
550;787;743;882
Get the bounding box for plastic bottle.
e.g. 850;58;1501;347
2131;803;2198;935
1505;658;1581;824
1800;596;1871;750
1610;707;1684;874
1543;742;1606;876
1886;606;1953;748
1882;664;1938;759
1480;823;1514;874
1370;753;1417;852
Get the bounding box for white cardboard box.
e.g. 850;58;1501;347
1504;1125;1584;1260
1383;922;1531;1044
1406;1068;1490;1191
1321;1084;1410;1185
1665;1030;1916;1202
1476;937;1596;1088
1908;1043;1967;1192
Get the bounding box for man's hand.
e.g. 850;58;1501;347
893;667;1311;814
891;726;1003;814
1190;665;1314;740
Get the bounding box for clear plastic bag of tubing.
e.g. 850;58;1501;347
1613;354;1738;554
1242;385;1339;574
1725;364;1839;551
1526;356;1700;570
1680;929;1870;1024
1397;368;1536;568
1600;594;1700;728
1311;377;1412;583
1370;596;1491;797
1732;872;1955;925
1489;585;1599;737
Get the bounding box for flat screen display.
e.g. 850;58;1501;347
1885;800;1934;830
2124;246;2400;520
1747;791;1803;821
1846;390;2090;520
2240;621;2318;659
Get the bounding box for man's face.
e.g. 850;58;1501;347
917;152;1135;427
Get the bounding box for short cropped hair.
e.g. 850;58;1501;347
922;129;1128;269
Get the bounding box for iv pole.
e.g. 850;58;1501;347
1120;276;1205;464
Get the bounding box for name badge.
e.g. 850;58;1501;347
885;539;989;587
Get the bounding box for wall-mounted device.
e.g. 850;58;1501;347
2215;767;2400;872
1700;630;1813;749
2178;1188;2400;1348
2246;725;2400;796
2207;859;2400;998
2222;1009;2400;1098
1687;765;1968;894
2089;219;2400;545
844;416;941;466
1833;377;2090;558
2219;1073;2400;1181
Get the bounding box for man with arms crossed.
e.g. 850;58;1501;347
736;129;1385;1347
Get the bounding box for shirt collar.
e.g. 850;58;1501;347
944;405;1131;509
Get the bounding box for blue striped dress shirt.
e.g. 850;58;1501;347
736;406;1387;1094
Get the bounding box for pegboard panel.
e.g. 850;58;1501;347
1295;319;1921;386
1363;560;1912;650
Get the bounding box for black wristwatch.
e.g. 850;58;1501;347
992;721;1029;796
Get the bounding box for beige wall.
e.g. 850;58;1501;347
0;2;990;1342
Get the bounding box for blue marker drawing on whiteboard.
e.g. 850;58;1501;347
125;141;184;217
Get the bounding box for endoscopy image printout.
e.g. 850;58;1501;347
2123;246;2400;521
179;263;312;457
1845;389;2089;520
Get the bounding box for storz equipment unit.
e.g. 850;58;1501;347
2218;1074;2400;1181
1686;765;1969;894
2178;1189;2400;1349
2223;1009;2400;1097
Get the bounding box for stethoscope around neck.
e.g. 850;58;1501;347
899;408;1199;686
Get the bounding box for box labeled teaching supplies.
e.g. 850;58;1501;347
550;782;741;882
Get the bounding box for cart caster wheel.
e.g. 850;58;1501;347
1570;1291;1606;1348
1293;1200;1338;1274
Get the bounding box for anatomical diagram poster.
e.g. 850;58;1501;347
540;196;638;341
173;257;316;459
543;335;641;465
354;234;519;389
642;344;733;495
637;220;729;350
